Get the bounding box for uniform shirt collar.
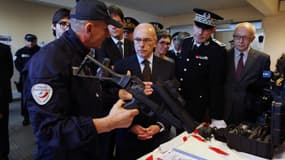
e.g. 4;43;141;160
172;48;180;55
193;40;201;47
234;47;250;58
111;36;124;45
193;37;211;47
234;47;250;67
137;53;154;72
136;53;153;64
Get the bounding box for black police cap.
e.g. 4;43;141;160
124;17;139;32
71;0;122;28
149;22;164;31
24;34;37;42
193;8;223;29
171;32;180;39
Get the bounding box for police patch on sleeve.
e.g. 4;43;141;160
31;83;53;105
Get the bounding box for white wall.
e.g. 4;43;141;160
263;12;285;70
108;3;162;24
0;0;58;92
0;0;162;53
0;0;58;53
0;0;161;94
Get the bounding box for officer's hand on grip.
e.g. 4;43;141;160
93;99;139;133
109;99;139;128
119;89;133;100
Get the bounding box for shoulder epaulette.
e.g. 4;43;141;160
212;38;226;47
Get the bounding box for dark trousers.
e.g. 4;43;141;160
20;93;29;120
0;101;9;157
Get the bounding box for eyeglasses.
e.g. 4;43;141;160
134;38;153;43
58;21;70;28
158;41;171;46
233;35;251;41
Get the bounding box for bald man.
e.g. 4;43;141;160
224;22;271;124
114;23;176;160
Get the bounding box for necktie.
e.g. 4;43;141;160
116;41;123;57
142;60;151;81
236;53;244;80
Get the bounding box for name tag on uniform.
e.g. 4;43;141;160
195;55;208;60
21;54;31;58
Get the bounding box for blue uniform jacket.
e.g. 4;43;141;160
23;29;114;160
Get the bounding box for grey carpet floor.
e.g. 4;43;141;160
8;100;34;160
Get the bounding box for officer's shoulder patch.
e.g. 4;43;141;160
31;83;53;105
212;38;226;47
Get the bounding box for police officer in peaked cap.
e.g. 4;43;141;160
149;21;164;33
175;8;227;131
123;17;139;41
14;33;40;126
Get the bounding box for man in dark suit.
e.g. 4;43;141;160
0;42;13;160
114;23;175;160
96;5;135;65
175;8;227;126
224;22;271;124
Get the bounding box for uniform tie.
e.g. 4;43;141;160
236;53;244;80
142;60;151;81
116;41;123;57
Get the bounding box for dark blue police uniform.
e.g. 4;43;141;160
14;45;40;73
15;42;40;125
23;29;114;160
175;37;226;122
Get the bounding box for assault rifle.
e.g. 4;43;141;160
76;54;198;133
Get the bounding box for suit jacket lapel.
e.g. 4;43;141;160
130;55;143;78
109;38;123;59
124;40;131;57
152;56;160;81
229;49;236;79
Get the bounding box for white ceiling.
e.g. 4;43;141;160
104;0;249;16
27;0;249;17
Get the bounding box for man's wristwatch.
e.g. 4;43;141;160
156;122;165;132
